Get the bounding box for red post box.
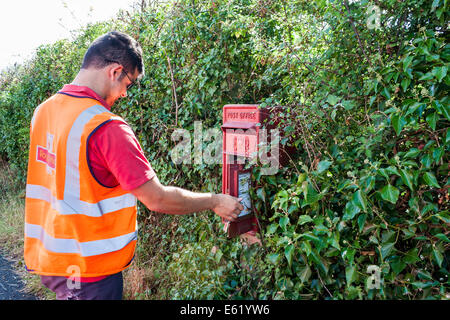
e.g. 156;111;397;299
221;104;279;238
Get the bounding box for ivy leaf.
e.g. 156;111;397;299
298;215;313;225
317;160;332;173
421;153;433;168
298;265;312;284
377;168;390;180
418;270;433;281
426;53;440;62
431;0;440;11
408;197;420;214
382;230;396;243
215;248;223;264
432;66;447;82
352;190;367;212
337;179;353;192
404;147;421;159
303;182;321;205
390;258;406;275
403;228;416;240
267;253;280;265
433;100;450;121
380;184;399;204
360;175;375;193
403;248;420;264
266;223;278;235
405;102;425;116
422;203;438;215
297;173;307;185
285;244;294;267
357;213;367;232
288;203;299;214
343;200;361;220
301;232;321;243
327;95;340;106
381;87;391;100
419;72;434;81
402;55;413;72
256;187;266;202
412;281;433;289
345;264;358;287
331;109;337;121
279;216;290;231
434;233;450;243
432;247;443;267
432;146;444;164
301;240;312;257
423;172;441;188
310;249;329;275
342;100;356;110
342;248;356;264
330;232;340;250
436;6;445;19
266;176;277;186
380;242;395;259
399;168;415;191
391;114;406;135
386;166;400;176
426;112;438;130
401;77;410;92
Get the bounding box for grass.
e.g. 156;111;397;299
0;158;55;299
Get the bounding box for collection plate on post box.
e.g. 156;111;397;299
238;172;251;218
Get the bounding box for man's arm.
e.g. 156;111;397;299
130;176;243;222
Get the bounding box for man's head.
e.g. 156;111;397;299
80;31;144;106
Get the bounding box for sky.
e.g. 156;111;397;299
0;0;139;72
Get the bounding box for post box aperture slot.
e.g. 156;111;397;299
221;122;257;130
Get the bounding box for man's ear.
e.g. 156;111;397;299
107;64;123;81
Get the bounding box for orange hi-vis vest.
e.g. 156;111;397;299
24;93;137;277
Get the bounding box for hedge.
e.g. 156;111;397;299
0;0;448;299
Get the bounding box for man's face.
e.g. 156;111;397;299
105;65;139;106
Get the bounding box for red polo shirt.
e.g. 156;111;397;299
58;84;156;282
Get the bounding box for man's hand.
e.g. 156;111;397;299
212;194;244;222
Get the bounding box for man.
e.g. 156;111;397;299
24;31;243;300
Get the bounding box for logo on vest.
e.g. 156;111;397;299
36;133;56;174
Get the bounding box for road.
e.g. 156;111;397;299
0;253;36;300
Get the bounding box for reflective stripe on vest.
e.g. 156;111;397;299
64;105;109;202
25;223;137;257
26;184;136;217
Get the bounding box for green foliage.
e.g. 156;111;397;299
0;0;448;299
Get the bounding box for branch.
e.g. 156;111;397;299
342;0;373;68
167;57;179;126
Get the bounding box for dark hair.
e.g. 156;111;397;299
81;31;144;78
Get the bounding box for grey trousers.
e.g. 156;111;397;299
40;272;123;300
